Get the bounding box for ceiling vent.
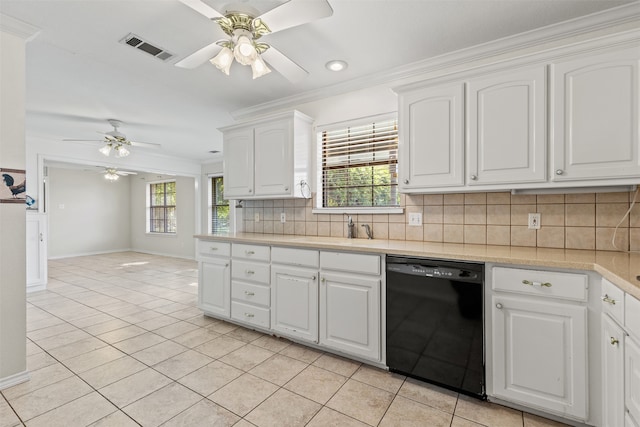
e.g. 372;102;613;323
119;33;174;62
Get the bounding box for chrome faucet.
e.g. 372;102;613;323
361;224;373;239
347;216;356;238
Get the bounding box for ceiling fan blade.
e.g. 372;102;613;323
62;139;103;142
175;41;221;69
261;47;308;83
130;141;161;149
178;0;224;19
116;171;138;176
258;0;333;34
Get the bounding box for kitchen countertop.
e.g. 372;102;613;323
196;233;640;300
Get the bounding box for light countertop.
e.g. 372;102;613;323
196;233;640;300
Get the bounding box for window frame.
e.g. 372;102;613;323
208;175;232;234
146;180;177;234
314;113;403;214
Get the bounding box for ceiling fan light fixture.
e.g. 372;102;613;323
104;169;119;181
210;46;234;75
251;54;271;79
233;33;257;65
114;145;130;158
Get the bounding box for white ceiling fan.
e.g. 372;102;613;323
175;0;333;82
63;119;161;158
101;167;137;181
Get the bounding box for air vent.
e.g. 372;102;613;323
119;33;174;62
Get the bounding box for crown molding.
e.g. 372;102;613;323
0;14;40;41
231;2;640;120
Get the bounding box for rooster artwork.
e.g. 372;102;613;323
0;169;27;203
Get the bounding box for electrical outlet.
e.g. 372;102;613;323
408;212;423;226
280;212;286;223
528;213;541;230
254;212;260;223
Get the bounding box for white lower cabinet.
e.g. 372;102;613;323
319;270;381;361
199;258;230;318
627;336;640;425
271;265;318;343
602;314;626;427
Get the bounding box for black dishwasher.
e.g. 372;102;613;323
386;256;485;399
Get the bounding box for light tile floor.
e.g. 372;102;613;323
1;252;571;427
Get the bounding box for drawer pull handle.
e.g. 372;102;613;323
246;250;255;255
244;291;255;296
210;247;218;251
602;294;616;305
496;303;503;309
246;270;255;275
522;280;552;287
610;337;619;346
244;313;254;318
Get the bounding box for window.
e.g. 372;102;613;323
148;181;176;233
210;176;230;233
321;118;399;208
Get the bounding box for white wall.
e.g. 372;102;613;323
129;173;196;259
48;168;131;258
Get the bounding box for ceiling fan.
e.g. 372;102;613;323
175;0;333;82
102;167;137;181
63;119;161;158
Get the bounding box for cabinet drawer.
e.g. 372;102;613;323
492;267;587;301
320;251;380;275
232;243;270;261
232;282;270;307
602;278;625;324
198;240;230;258
232;260;270;284
627;293;640;340
272;247;319;268
231;301;270;328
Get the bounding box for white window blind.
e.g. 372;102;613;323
210;176;229;233
321;118;399;208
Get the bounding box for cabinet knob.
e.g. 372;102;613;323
555;169;564;175
225;263;229;267
496;303;503;309
311;275;316;280
403;179;409;184
321;277;326;283
610;337;619;346
248;189;252;193
601;294;616;305
284;187;289;191
522;279;552;287
39;233;43;242
470;175;478;181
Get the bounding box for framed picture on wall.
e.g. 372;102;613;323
0;168;27;204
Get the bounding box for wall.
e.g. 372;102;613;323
241;190;640;252
0;17;32;388
129;173;196;259
47;167;131;258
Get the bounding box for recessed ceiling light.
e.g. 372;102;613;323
325;60;348;72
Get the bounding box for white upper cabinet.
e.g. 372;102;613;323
221;110;312;200
552;46;639;181
398;83;465;190
223;128;254;198
468;66;546;185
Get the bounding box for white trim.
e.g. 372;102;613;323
47;248;133;260
144;232;178;237
27;284;46;293
231;3;640;120
315;112;398;133
0;371;30;391
131;249;196;261
0;14;40;41
312;207;404;215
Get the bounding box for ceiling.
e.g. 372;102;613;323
0;0;634;162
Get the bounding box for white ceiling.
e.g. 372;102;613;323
0;0;634;162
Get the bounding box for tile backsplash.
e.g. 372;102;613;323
241;191;640;252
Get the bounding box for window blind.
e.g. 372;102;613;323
321;119;399;207
210;176;229;233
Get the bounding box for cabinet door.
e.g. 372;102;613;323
602;314;626;427
468;66;546;185
319;271;380;361
627;337;640;424
491;295;587;419
223;128;254;198
199;258;230;318
26;213;47;289
271;265;318;342
254;119;293;197
398;83;464;190
552;47;639;181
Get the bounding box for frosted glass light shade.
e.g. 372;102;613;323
251;55;271;79
210;47;234;75
115;145;130;158
233;35;257;65
99;144;112;156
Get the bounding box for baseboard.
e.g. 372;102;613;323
131;249;196;261
27;283;46;293
0;370;30;391
48;248;133;260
